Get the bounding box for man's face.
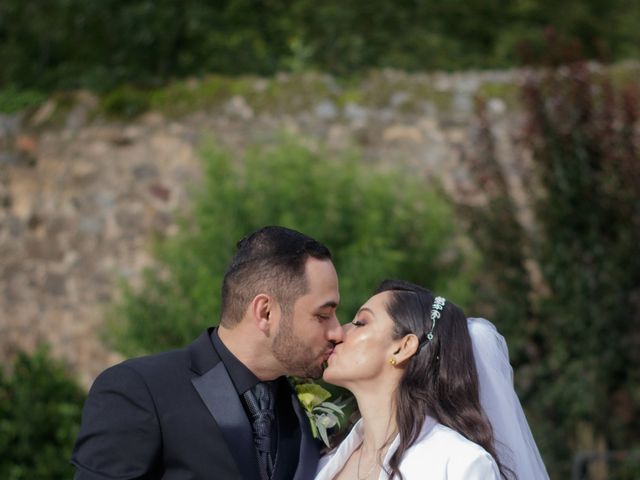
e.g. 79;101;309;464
272;257;343;378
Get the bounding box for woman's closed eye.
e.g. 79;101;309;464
351;319;366;327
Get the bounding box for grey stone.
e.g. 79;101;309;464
343;102;368;123
94;192;116;209
66;104;89;130
0;153;20;166
78;216;104;235
452;91;473;114
65;91;98;130
133;164;158;181
44;273;67;296
390;92;410;108
225;96;254;120
456;76;481;93
487;98;506;114
7;215;25;237
0;112;23;137
24;237;65;261
31;100;57;126
115;209;144;234
314;100;338;120
151;211;172;232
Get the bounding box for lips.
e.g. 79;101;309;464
322;348;334;362
327;346;340;363
321;348;336;368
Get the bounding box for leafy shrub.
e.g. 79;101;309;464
99;85;151;119
465;60;640;477
0;347;85;480
0;87;46;113
3;0;640;91
110;136;478;355
523;62;640;479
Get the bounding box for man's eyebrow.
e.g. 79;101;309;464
316;301;338;309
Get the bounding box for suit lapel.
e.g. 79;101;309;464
289;383;321;480
188;329;319;480
189;330;261;480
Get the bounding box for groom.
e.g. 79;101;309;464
71;226;343;479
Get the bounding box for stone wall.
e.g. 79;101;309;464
0;70;528;386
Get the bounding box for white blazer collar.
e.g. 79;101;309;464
315;416;439;480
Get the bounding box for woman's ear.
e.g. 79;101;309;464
392;334;420;365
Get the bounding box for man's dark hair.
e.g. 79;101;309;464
220;226;332;327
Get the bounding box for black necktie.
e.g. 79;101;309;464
244;382;275;480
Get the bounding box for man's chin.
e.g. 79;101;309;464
305;368;324;380
298;362;324;380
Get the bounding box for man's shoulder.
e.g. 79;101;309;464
94;329;216;385
121;345;187;373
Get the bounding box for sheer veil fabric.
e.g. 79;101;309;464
468;317;550;480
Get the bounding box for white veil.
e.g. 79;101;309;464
467;317;550;480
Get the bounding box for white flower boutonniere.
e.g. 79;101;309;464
295;383;349;447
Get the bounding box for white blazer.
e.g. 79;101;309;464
315;416;501;480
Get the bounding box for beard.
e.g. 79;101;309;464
272;315;326;379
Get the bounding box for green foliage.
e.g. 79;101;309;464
2;0;640;91
523;63;640;477
456;107;534;359
110;136;478;355
99;85;151;119
0;87;46;113
148;76;236;117
0;347;85;480
466;61;640;477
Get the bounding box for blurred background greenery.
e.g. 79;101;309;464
2;0;640;93
1;1;639;479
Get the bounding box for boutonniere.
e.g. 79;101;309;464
295;382;349;447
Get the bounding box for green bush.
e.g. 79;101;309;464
0;347;86;480
0;87;46;113
109;136;479;355
523;62;640;479
466;60;640;477
99;85;151;119
3;0;640;91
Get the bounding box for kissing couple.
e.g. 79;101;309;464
72;226;549;480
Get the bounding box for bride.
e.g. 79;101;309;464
315;279;549;480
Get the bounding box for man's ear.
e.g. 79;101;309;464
250;294;274;334
392;334;419;365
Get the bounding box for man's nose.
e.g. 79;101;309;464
326;316;344;343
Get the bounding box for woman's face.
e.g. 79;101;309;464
323;291;398;387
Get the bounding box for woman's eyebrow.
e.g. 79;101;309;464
357;307;376;318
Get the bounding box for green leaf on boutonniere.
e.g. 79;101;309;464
296;383;332;410
295;383;349;447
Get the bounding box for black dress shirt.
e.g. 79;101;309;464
210;329;301;480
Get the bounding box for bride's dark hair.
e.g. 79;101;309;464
376;279;513;480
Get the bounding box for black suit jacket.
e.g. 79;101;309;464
71;328;320;479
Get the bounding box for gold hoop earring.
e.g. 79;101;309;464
389;358;397;366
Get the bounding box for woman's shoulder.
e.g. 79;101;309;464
426;422;490;453
399;419;500;479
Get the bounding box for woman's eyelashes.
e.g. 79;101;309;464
351;319;366;327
